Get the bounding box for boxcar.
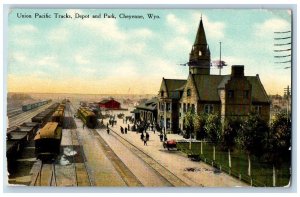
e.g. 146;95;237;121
51;104;65;126
34;122;62;159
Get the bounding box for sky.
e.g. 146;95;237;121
7;9;292;95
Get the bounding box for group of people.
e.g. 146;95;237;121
140;132;150;146
120;126;128;134
108;118;117;127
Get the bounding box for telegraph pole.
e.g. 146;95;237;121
284;85;291;121
219;42;222;75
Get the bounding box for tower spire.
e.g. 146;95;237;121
194;17;207;46
189;16;211;75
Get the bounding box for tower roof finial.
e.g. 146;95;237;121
194;15;207;45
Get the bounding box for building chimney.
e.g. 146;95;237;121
231;65;244;77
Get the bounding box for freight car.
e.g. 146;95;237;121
34;122;62;159
6;126;34;173
22;99;52;111
77;107;98;129
51;104;65;126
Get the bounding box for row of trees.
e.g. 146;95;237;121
183;111;291;186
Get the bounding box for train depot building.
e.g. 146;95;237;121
98;98;121;110
157;18;270;134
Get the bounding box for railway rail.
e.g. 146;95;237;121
66;103;94;186
30;161;57;186
7;108;23;118
95;128;189;187
8;102;53;127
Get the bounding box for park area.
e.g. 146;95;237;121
177;141;291;187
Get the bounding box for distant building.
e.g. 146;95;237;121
269;94;290;120
158;18;270;134
98;98;121;109
133;97;158;123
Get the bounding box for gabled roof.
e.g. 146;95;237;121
163;79;187;96
99;99;120;104
191;74;269;103
136;97;158;111
192;74;224;101
246;76;270;103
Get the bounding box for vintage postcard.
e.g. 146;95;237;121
5;8;292;188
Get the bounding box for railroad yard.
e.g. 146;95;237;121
6;98;247;187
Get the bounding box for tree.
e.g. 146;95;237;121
183;110;195;149
265;112;291;186
222;118;242;170
204;113;222;161
193;113;207;154
237;112;269;177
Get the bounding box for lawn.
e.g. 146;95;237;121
177;141;291;187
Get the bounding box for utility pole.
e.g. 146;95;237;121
219;42;222;75
284;85;291;121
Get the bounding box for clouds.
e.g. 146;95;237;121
254;18;290;37
166;14;189;35
192;13;226;40
7;9;291;95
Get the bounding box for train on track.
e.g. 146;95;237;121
34;122;62;160
22;99;52;112
6;122;40;174
77;107;98;129
7;101;65;171
51;104;65;126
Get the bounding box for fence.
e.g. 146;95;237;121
177;141;290;187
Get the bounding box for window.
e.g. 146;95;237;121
183;103;186;112
161;103;165;111
166;118;171;129
199;50;202;56
166;102;171;112
187;89;191;97
244;90;249;99
254;106;262;115
187;103;190;111
171;91;179;98
192;104;195;113
160;91;164;97
228;90;234;98
204;104;214;114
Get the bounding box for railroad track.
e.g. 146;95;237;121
67;103;95;186
8;102;53;127
95;128;189;187
30;161;57;186
7;108;22;118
